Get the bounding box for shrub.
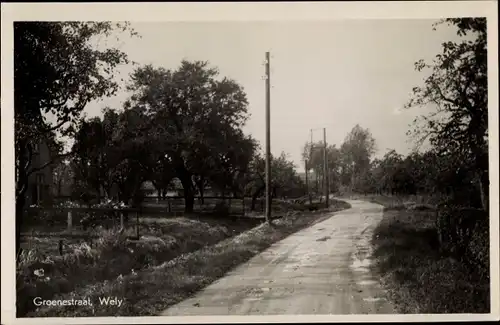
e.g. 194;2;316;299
213;201;230;217
436;205;489;268
16;217;240;317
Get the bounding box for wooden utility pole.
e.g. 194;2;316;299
265;51;271;223
309;129;313;204
323;128;329;208
305;159;309;201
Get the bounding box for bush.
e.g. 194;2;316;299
16;216;241;317
213;201;230;217
436;205;489;265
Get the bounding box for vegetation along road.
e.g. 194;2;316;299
162;199;394;315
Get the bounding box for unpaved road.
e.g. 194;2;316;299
161;199;395;315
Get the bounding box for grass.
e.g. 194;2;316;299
26;199;351;317
368;194;490;313
338;193;440;211
17;216;261;317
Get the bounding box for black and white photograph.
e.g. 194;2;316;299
1;1;499;323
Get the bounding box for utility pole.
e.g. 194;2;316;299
305;159;309;202
323;128;329;208
265;51;271;223
309;129;313;204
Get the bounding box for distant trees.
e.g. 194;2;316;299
310;18;489;211
302;141;342;196
339;124;377;193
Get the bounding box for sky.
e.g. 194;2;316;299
83;19;462;170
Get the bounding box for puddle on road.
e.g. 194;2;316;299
352;266;370;273
351;257;372;270
363;297;387;302
358;279;378;286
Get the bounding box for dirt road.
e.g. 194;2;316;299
161;199;395;315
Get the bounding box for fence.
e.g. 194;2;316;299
142;196;257;216
24;195;300;235
23;206;141;234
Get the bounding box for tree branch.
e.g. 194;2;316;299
433;81;461;109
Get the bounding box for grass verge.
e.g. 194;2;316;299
17;216;261;317
28;199;351;317
370;197;490;313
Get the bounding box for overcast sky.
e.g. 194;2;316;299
84;19;462;170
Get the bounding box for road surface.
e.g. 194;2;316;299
161;199;395;315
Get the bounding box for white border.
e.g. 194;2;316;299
1;1;499;324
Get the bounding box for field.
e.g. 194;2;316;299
350;194;491;313
17;196;348;317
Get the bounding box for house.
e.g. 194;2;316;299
25;139;54;207
298;171;319;184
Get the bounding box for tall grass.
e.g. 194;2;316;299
370;195;490;313
16;218;252;317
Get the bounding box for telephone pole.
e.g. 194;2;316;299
265;51;271;223
323;128;329;208
309;129;313;204
305;159;309;202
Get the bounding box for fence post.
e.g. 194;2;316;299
136;209;140;239
67;211;72;232
120;211;125;229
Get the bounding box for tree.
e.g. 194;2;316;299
72;106;155;206
245;151;305;211
302;142;342;195
339;124;376;192
405;18;488;210
52;159;74;197
14;22;135;256
207;132;258;199
125;61;253;212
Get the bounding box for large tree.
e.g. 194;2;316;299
125;61;254;212
405;18;488;210
14;22;135;256
72;106;155;205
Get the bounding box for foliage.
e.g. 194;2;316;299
332;19;488;209
372;207;489;313
302;142;342;194
121;61;256;212
244;152;305;210
72;106;155;205
405;18;488;209
14;21;136;255
17;217;249;317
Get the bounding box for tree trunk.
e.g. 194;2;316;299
184;190;195;213
250;185;265;211
478;170;489;211
199;178;205;205
16;194;26;259
15;140;30;259
179;172;195;213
